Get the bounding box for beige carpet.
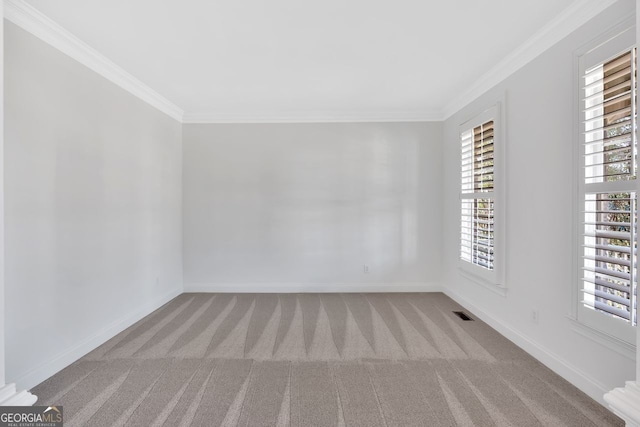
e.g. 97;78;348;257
32;293;622;426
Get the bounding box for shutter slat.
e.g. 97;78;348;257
584;132;632;148
583;276;631;293
585;230;631;240
588;266;631;281
583;220;631;227
589;243;636;254
584;170;632;180
583;268;631;285
585;156;632;168
584;118;632;136
584;65;632;91
584;210;632;215
583;288;632;307
584;145;632;158
583;254;631;267
584;92;631;114
585;53;631;77
592;300;631;320
589;196;632;201
584;105;632;124
584;79;632;103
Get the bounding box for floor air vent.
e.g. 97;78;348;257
453;311;473;321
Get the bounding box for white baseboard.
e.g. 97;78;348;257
0;383;37;406
605;381;640;427
444;289;611;407
184;282;443;293
14;287;182;392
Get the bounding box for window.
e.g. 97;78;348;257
460;122;494;269
459;104;505;289
578;25;637;344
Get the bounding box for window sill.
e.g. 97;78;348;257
458;267;507;297
567;315;636;361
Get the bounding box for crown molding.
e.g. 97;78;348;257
4;0;184;122
182;109;443;124
441;0;619;120
4;0;621;124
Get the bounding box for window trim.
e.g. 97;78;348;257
573;19;637;346
458;101;506;292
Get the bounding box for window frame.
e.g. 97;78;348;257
458;102;506;293
574;21;637;345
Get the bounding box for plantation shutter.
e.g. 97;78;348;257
581;49;638;325
460;121;495;270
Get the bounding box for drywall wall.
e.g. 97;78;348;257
183;122;442;291
4;22;183;390
441;0;635;404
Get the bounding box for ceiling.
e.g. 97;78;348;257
21;0;599;121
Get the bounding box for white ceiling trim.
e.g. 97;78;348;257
3;0;622;124
182;109;443;124
442;0;620;120
4;0;184;122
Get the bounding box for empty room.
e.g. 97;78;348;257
0;0;639;426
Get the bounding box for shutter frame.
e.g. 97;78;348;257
459;102;505;290
579;37;638;333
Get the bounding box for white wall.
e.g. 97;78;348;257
442;0;636;404
183;122;442;292
4;22;183;390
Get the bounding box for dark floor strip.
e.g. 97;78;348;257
520;359;623;426
124;359;202;427
245;294;279;355
273;294;297;355
57;360;135;423
366;294;408;355
85;359;168;426
333;363;385;427
499;362;598;426
408;294;470;354
102;296;193;357
320;294;349;356
205;294;255;356
299;294;321;355
30;360;102;405
430;359;495;427
343;293;376;351
191;359;254;426
290;361;339;427
389;297;439;351
368;362;439;426
402;361;457;426
104;298;196;359
168;294;235;354
161;359;217;426
134;296;211;355
237;361;290;427
453;360;541;426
